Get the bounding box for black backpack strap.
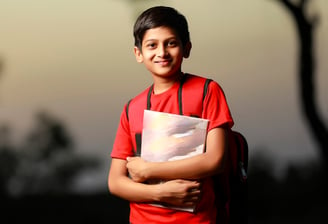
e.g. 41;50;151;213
129;77;213;120
135;133;142;156
178;76;186;115
202;79;212;113
234;132;248;182
129;77;215;156
126;99;132;121
179;75;211;116
147;85;154;110
178;76;212;116
203;79;212;101
147;78;185;114
125;99;141;156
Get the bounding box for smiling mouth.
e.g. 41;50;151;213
155;60;171;65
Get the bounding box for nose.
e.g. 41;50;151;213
157;44;167;57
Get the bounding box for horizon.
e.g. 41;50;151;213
0;0;327;193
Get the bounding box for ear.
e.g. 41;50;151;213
183;42;192;58
134;46;144;63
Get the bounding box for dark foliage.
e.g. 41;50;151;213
1;193;129;224
248;154;328;224
1;154;327;223
0;111;100;196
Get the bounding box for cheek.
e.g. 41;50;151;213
140;48;154;57
172;51;184;62
171;48;184;57
142;52;154;61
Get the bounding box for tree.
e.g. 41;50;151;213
0;125;18;196
275;0;328;168
1;111;100;196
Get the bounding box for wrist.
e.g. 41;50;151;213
143;161;154;180
152;183;163;202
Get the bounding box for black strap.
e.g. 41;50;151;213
234;132;248;182
128;76;216;157
234;133;242;165
147;85;153;110
203;79;212;101
146;76;212;116
202;79;212;113
178;77;185;115
147;77;185;114
135;133;142;156
126;99;132;121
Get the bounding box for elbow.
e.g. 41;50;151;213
107;176;113;194
216;155;226;174
107;174;118;196
212;150;227;175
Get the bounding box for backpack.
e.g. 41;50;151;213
125;75;248;224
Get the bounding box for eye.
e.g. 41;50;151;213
146;42;157;49
167;40;178;47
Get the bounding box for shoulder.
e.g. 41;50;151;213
183;73;209;90
124;85;152;120
184;73;208;82
185;74;228;102
125;86;151;107
184;73;224;93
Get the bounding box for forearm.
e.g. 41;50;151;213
108;158;160;202
144;128;227;180
109;174;160;202
108;158;201;207
147;152;225;180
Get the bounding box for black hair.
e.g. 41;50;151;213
133;6;190;50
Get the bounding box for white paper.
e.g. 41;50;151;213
141;110;209;212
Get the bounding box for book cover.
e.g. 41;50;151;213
141;110;209;212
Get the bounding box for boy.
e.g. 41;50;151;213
108;6;234;224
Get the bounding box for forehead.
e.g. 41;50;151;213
142;26;179;42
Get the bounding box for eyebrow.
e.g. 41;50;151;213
143;37;178;43
144;39;157;43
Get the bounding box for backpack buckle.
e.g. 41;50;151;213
239;161;247;182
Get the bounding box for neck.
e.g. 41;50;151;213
152;72;184;94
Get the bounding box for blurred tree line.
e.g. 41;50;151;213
0;111;100;196
0;112;326;223
248;152;327;223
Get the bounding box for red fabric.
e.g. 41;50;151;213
111;74;234;224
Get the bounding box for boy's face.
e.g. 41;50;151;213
134;26;191;79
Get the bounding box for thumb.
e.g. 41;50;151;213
126;156;136;162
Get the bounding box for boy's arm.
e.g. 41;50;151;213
126;127;227;182
108;158;201;207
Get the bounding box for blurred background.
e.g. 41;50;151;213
0;0;327;223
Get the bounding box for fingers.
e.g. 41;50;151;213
174;179;201;194
180;193;201;207
181;180;202;205
186;182;202;205
175;179;200;186
187;188;201;201
126;156;138;162
159;179;203;207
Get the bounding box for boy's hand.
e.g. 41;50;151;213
126;157;149;182
157;179;201;207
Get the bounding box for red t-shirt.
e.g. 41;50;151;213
111;74;234;224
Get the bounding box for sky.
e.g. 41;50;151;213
0;0;327;192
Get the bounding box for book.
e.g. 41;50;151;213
141;110;209;212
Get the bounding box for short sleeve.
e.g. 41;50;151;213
202;81;234;130
110;104;135;160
